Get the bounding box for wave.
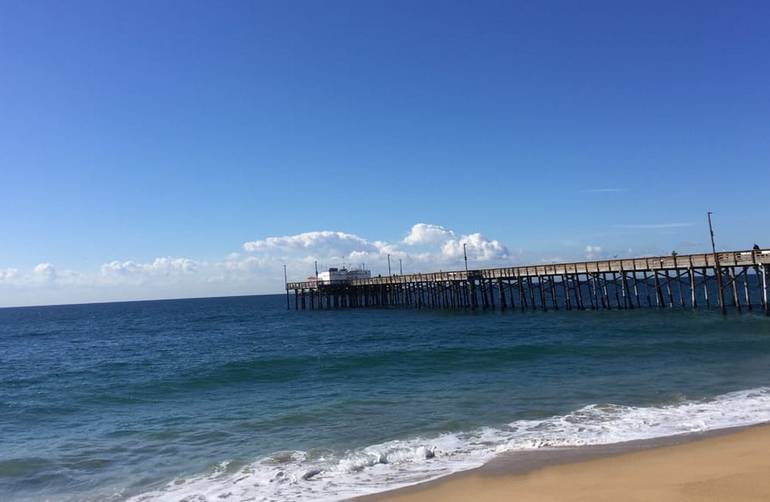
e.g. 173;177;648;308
128;387;770;502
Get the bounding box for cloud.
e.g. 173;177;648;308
101;257;199;279
401;223;508;263
440;233;508;262
240;224;509;272
244;231;378;254
0;268;20;281
402;223;455;245
584;245;603;259
33;263;57;282
613;223;692;229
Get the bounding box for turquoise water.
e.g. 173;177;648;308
2;295;770;500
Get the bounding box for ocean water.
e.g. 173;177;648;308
2;295;770;501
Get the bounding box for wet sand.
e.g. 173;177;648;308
364;423;770;501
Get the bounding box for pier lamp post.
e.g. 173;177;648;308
708;211;726;315
463;243;469;273
388;254;392;276
399;258;403;275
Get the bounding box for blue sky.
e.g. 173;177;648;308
1;0;769;306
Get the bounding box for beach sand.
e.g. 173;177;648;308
367;424;770;501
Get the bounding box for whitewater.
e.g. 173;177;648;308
130;387;770;501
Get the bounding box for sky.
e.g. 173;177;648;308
1;0;769;307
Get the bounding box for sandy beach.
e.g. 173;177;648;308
369;424;770;502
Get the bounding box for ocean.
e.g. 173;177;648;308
2;295;770;501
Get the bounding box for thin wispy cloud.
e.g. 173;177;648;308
581;188;628;193
613;223;692;229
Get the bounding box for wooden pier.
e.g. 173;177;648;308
286;249;770;315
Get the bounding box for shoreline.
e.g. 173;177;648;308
360;422;770;501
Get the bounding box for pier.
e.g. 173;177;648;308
286;249;770;315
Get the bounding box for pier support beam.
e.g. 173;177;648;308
589;273;598;310
631;271;641;309
527;276;536;310
703;268;711;309
729;267;741;312
498;279;507;310
762;265;768;316
653;271;664;308
742;268;752;311
689;264;697;309
550;276;560;310
600;274;608;309
714;256;726;315
619;267;629;309
574;268;584;310
664;271;674;308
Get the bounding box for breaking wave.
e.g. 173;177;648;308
129;387;770;501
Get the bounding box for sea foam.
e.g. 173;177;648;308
129;387;770;501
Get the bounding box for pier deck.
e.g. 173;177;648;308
287;249;770;315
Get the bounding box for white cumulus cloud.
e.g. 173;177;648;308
402;223;455;246
244;231;379;255
242;224;510;273
440;232;509;262
33;263;57;282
